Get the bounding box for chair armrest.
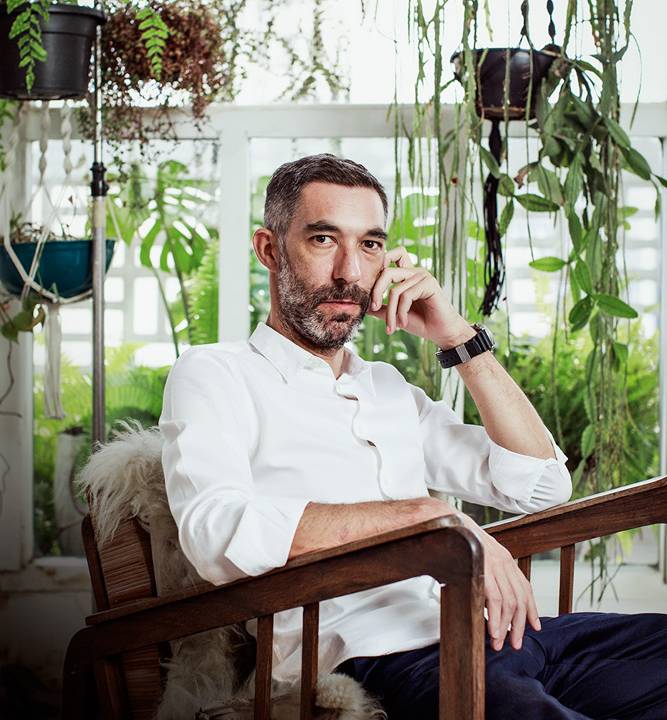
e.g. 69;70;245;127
483;475;667;557
82;514;482;660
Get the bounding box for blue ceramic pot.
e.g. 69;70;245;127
0;239;115;299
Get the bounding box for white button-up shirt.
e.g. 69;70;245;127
159;321;571;683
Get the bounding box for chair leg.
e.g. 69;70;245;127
94;656;130;720
61;627;97;720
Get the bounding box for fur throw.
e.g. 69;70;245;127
78;421;385;720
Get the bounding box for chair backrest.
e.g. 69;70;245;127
79;423;256;719
82;513;166;718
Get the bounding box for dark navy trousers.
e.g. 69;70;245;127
334;613;667;719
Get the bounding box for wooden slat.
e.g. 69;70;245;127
96;520;156;606
300;603;319;720
86;515;163;719
87;516;465;626
440;576;485;719
559;544;575;615
254;614;274;720
485;475;667;558
82;515;110;612
518;556;532;581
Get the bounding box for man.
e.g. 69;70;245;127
160;154;667;719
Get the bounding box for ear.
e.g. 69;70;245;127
252;228;281;273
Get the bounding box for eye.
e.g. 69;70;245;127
312;235;335;245
363;240;383;250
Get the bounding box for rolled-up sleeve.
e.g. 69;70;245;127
409;384;572;514
159;348;310;585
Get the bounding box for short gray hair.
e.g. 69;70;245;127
263;153;388;246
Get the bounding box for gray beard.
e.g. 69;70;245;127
275;251;371;352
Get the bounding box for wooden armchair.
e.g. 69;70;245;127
62;463;667;720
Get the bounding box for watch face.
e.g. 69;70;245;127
474;323;495;349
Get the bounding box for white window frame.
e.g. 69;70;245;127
0;102;665;578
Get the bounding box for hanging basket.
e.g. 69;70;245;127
0;4;104;100
0;239;115;299
451;47;560;120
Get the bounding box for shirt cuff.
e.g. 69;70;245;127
488;428;569;506
224;495;311;577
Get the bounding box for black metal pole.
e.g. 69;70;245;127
90;4;107;449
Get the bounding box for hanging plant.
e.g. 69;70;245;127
0;1;104;99
78;0;348;168
401;0;665;599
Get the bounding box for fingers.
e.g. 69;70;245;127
369;267;416;312
485;576;504;651
385;274;424;333
484;543;541;653
493;564;517;651
384;245;414;269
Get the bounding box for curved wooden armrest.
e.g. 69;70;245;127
484;475;667;557
81;515;481;658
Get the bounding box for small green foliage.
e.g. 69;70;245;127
7;0;50;94
135;6;170;80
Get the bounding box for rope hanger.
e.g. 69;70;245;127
479;0;558;317
0;102;92;418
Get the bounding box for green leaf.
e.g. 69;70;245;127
498;174;514;197
571;96;596;129
569;296;594;330
622;147;652;180
516;193;560;212
656;175;667;188
479;146;501;178
564;153;583;207
593;293;638;319
581;424;595;459
498;200;514;238
534;166;564;206
529;256;567;272
567;213;583;253
7;0;28;13
604;117;631;149
612;341;629;366
572;260;593;294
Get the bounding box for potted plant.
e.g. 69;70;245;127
0;0;104;98
0;217;115;340
81;0;348;167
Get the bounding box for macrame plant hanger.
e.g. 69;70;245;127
0;101;92;419
480;0;557;317
0;0;107;437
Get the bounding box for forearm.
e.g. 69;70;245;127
288;495;457;559
440;323;555;460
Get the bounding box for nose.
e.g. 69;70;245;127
332;244;362;284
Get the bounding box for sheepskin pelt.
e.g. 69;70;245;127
77;421;385;720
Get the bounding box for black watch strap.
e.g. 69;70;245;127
435;324;495;369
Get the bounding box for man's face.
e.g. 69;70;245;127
274;182;387;352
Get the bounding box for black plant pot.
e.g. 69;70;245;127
451;47;559;120
0;3;104;100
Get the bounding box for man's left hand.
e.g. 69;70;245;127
366;246;473;347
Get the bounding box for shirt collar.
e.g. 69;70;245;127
249;321;375;396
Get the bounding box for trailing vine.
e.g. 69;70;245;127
397;0;665;598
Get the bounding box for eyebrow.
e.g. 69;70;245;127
303;220;388;241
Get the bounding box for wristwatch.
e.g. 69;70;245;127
435;323;495;369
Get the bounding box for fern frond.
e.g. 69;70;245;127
8;0;50;93
136;6;170;80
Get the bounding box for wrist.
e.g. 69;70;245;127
434;321;477;350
